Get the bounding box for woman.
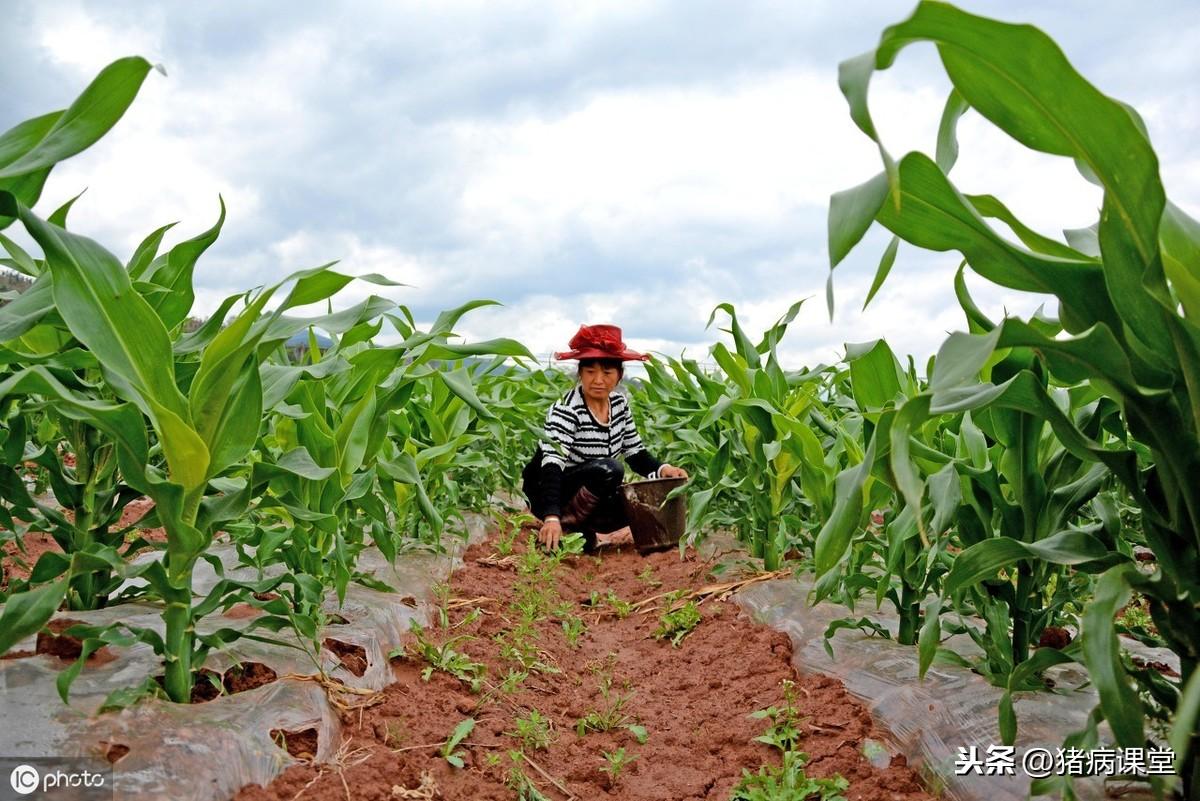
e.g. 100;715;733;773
522;324;688;551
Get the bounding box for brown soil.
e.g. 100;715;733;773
271;728;320;761
224;662;279;693
1;531;62;589
32;617;117;666
99;741;130;764
234;528;934;801
324;638;369;677
151;663;279;702
1037;626;1072;649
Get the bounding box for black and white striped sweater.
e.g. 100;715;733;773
535;385;663;517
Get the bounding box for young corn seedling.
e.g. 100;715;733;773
440;717;475;768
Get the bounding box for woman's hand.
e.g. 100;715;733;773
538;516;563;550
659;464;688;479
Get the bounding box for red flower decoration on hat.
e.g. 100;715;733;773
553;324;650;362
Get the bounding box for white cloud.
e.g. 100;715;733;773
8;0;1198;375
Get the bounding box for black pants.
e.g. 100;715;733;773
525;457;629;549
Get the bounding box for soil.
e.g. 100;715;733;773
224;662;280;694
152;662;280;703
1037;626;1072;649
324;638;369;677
234;526;934;801
35;617;116;665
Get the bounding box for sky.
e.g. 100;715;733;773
2;1;1198;374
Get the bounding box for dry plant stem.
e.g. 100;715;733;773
280;672;384;713
289;769;327;801
630;570;790;613
391;772;439;799
446;596;496;609
520;752;577;801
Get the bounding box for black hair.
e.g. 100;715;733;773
577;357;624;377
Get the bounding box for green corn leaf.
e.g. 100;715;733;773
47;189;86;228
862;235;899;311
917;595;943;679
141;199;225;329
998;691;1016;746
945;530;1117;596
0;112;60;176
0;579;69;655
846;339;902;411
203;359;263;476
430;299;498;335
6;200;196;436
0;57;155;180
126;221;178;279
379;453;443;534
828;171;889;271
876;153;1116;336
966;193;1090;261
935;88;968;173
335;386;376;476
707;303;761;368
438;365;496;421
813;435;877;579
1170;667;1200;775
1160;202;1200;321
953;262;995;334
1081;564;1145;746
0;273;54;341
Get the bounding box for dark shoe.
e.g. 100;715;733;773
560;486;600;528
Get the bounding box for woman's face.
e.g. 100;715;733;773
579;363;621;401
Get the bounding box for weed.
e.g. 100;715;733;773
731;679;848;801
576;671;635;736
561;615;587;648
654;597;701;647
394;619;486;692
440;717;475;768
600;747;638;784
751;679;802;752
506;708;554;751
499;668;528;694
731;751;848;801
496;512;536;558
585;590;632;619
383;719;407;748
636;565;662;588
432;582;452;628
505;754;552;801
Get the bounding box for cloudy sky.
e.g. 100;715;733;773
3;1;1198;372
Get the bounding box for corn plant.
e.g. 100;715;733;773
828;2;1200;794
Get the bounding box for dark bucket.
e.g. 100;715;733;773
621;477;688;555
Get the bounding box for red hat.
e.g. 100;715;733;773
553;324;651;362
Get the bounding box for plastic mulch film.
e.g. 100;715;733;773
0;511;490;801
733;576;1175;801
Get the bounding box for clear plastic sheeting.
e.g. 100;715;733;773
733;576;1173;801
0;512;490;801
